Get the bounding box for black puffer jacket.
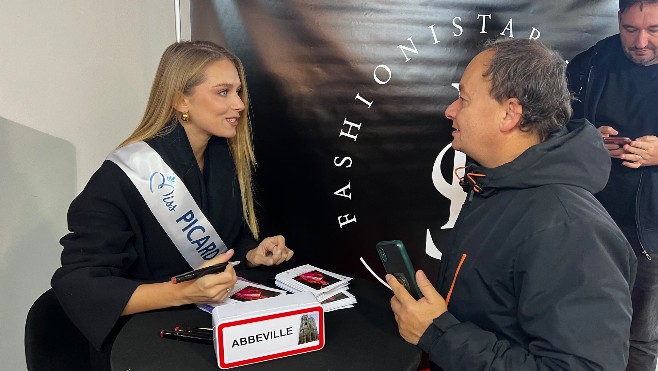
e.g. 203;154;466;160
418;120;636;370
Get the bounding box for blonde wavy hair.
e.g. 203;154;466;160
119;41;259;238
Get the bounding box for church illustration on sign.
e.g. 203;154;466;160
298;314;319;344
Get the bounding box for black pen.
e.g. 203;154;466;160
160;330;213;344
171;262;230;284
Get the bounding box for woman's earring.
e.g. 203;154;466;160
181;111;190;121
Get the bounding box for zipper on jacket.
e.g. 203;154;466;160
634;170;651;260
582;40;605;121
445;253;467;306
584;65;595;120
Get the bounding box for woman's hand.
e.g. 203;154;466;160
179;249;238;304
245;235;294;267
122;249;238;315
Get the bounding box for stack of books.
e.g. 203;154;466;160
274;264;357;312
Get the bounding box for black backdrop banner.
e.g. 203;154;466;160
191;0;618;281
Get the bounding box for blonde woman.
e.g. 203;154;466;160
52;41;293;369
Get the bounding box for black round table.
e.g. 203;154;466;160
111;266;421;371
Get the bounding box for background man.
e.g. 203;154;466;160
388;38;636;370
567;1;658;369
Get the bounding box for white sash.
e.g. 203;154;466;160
107;141;227;268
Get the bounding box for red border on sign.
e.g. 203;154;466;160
217;306;325;368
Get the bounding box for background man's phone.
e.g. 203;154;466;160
603;136;632;145
376;240;423;300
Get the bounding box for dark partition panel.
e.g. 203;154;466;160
191;0;618;281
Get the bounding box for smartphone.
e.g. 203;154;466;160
603;136;631;145
376;240;423;300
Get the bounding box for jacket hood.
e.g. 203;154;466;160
461;119;611;197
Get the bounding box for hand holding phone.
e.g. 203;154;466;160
376;240;423;300
603;136;631;145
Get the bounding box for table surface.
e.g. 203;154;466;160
111;266;422;371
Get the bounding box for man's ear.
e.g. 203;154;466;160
500;98;523;133
172;92;189;113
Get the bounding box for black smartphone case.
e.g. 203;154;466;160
376;240;423;300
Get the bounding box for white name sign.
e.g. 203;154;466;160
213;292;324;368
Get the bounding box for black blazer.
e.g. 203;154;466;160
52;123;257;350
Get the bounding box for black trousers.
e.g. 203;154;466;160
627;251;658;371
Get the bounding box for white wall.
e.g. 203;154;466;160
0;1;190;369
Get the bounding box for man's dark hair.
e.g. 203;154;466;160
620;0;658;12
482;38;572;142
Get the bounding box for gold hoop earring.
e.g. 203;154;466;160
181;111;190;122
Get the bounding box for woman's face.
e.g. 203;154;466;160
180;59;245;147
